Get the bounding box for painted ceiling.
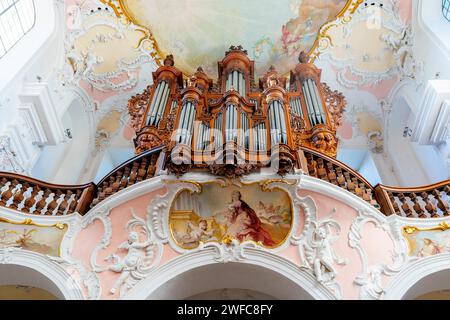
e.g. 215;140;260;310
118;0;347;76
64;0;417;160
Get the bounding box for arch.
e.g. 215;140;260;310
0;249;84;300
124;248;335;300
384;253;450;300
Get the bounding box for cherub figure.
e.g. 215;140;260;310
304;219;346;283
107;231;152;294
179;220;216;245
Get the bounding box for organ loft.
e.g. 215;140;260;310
127;46;346;178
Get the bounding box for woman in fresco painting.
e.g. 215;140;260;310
219;191;276;247
417;238;443;257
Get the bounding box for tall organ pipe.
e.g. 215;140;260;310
268;100;287;145
226;70;246;96
302;79;325;126
176;101;196;145
147;80;170;126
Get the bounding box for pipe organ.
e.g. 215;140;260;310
128;46;346;178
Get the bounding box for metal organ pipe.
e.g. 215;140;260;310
307;79;324;125
311;80;326;123
176;101;196;145
252;122;266;151
155;82;171;125
226;70;246;96
303;79;325;126
147;81;162;125
225;105;238;143
214;112;223;149
302;80;317;126
268;100;287;145
149;81;170;126
240;112;250;149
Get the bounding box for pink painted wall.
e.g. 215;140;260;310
72;185;397;300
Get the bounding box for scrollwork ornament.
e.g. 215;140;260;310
349;209;407;300
81;206;112;272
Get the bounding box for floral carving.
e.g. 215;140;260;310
321;83;346;129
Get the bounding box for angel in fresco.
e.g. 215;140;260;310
256;201;290;228
216;191;276;247
417;238;443;258
281;0;346;55
107;231;153;294
178;220;216;245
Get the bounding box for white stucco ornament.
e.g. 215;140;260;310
303;218;347;284
104;211;161;297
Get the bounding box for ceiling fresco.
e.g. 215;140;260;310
118;0;348;76
63;0;416;159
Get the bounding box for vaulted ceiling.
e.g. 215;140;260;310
64;0;417;158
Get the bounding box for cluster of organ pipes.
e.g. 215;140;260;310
128;46;345;176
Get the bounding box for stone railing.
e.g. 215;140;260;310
298;147;380;209
0;173;94;215
374;181;450;218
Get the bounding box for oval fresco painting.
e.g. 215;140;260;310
169;182;292;249
122;0;348;76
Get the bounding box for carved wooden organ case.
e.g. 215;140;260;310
128;46;346;178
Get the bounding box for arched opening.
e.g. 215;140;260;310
146;263;316;300
402;269;450;300
0;264;64;300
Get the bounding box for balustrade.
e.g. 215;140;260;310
0;174;94;215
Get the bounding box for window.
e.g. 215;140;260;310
0;0;35;58
444;0;450;22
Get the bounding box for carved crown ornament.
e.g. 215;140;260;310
126;48;346;178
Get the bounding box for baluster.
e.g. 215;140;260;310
335;167;346;188
112;171;123;193
388;192;400;213
137;158;148;182
433;189;449;216
129;162;139;185
0;178;10;204
398;193;413;217
306;155;317;177
326;163;337;185
2;179;18;207
57;191;71;215
35;189;51;215
360;183;370;202
421;191;438;218
10;182;27;210
119;166;131;190
316;158;328;181
68;190;82;214
344;173;355;193
45;192;58;216
366;188;378;206
146;156;158;179
410;193;425;218
23;185;40;213
353;179;362;197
